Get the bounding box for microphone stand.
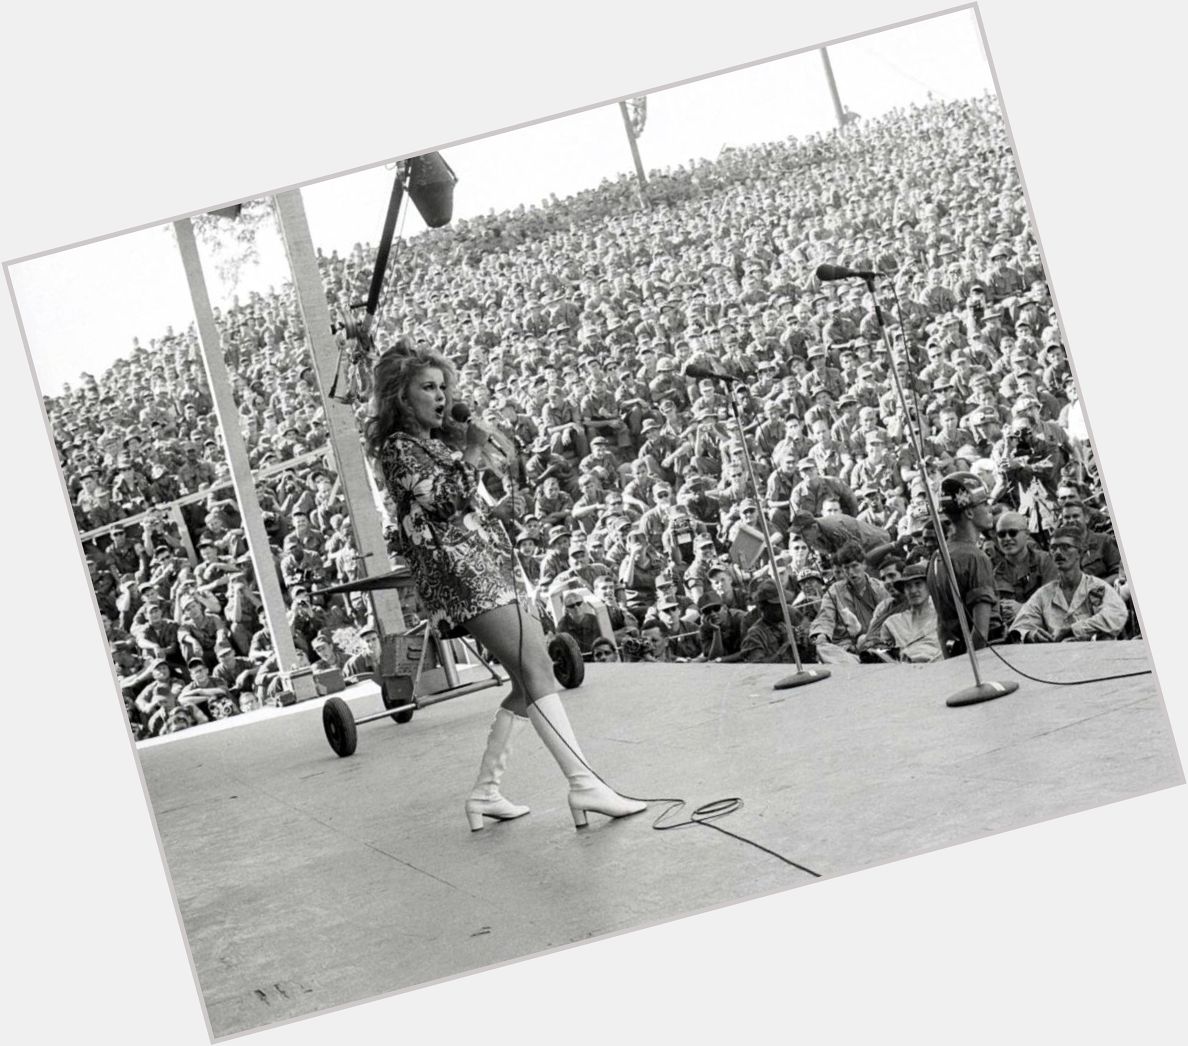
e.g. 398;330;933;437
862;276;1018;708
712;371;830;690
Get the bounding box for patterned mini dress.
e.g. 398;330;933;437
377;431;520;634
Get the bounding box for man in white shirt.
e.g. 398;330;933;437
875;561;942;663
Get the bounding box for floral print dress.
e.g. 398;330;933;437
377;431;519;633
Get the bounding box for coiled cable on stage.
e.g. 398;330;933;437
497;436;821;877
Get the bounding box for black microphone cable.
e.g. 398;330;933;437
982;639;1152;687
497;434;820;877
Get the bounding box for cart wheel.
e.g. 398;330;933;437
548;633;585;689
381;676;416;724
322;697;358;757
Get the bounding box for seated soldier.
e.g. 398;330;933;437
590;637;619;663
739;579;804;664
697;592;749;662
176;658;230;721
653;596;702;661
134;657;188;736
592;574;639;638
555;590;603;655
210;641;256;708
344;624;382;683
869;562;942;663
991;510;1057;633
809;541;892;661
1059;498;1121;584
1007;524;1129;642
310;632;350;673
177;597;231;668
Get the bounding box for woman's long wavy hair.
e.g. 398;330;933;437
364;346;460;458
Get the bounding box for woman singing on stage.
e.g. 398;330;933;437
366;347;646;831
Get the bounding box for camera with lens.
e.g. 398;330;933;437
619;635;647;662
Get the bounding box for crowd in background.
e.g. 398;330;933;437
44;93;1133;738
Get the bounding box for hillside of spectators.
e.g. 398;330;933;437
43;93;1133;738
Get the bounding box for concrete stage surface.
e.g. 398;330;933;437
138;640;1180;1039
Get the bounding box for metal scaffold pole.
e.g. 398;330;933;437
820;48;846;128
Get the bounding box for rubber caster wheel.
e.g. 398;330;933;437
548;633;585;689
381;677;416;724
323;696;357;757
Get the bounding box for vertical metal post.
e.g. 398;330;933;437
168;503;198;565
273;189;406;639
868;285;1017;707
173;218;316;698
618;101;650;205
724;382;829;689
820;48;846;128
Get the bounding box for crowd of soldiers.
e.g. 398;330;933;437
45;93;1132;735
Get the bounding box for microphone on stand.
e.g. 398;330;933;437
684;363;742;383
815;263;884;282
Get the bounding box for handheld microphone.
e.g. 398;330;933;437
684;363;741;383
450;400;514;470
815;263;883;282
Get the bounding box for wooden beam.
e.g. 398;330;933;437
174;217;317;699
273;189;406;638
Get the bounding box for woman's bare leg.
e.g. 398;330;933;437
465;602;646;828
464;603;557;703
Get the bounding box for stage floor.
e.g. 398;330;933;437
137;640;1180;1040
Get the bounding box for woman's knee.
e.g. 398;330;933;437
468;605;556;700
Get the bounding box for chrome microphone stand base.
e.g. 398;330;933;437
945;678;1019;707
774;666;832;690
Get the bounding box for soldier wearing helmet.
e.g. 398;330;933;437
926;471;998;658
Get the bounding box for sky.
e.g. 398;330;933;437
10;9;994;396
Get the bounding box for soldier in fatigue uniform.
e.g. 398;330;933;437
739;579;805;664
919;342;957;388
830;395;864;460
920;269;958;319
936;312;969;353
514;532;543;590
533;475;574;529
789;458;860;519
849;430;904;498
538;526;574;590
806;416;846;477
571;473;609;535
933;406;977;458
821;304;860;348
856;487;903;535
649;357;690;411
753;399;789;460
990;511;1058;630
803;383;839;434
800;345;846;401
1006;526;1128;643
982;243;1027;306
636;481;678;541
847;365;883;411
